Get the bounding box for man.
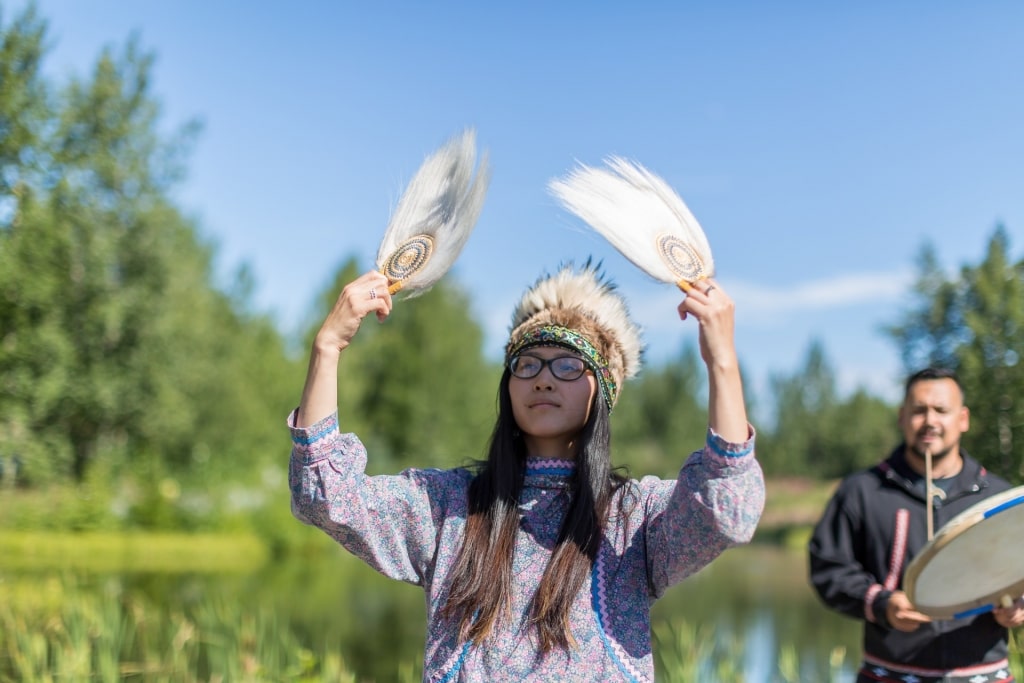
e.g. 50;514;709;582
809;367;1024;683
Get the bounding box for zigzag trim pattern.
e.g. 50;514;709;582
432;639;473;682
591;545;649;683
525;459;577;477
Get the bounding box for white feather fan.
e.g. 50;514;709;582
548;157;713;291
376;129;490;297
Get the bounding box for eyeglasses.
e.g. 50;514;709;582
509;354;588;381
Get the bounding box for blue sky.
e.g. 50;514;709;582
15;1;1024;407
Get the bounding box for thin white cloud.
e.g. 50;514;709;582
618;268;914;332
604;269;916;339
726;269;915;316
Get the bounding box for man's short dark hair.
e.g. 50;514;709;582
904;367;965;403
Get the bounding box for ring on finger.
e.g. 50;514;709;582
704;285;716;295
369;288;378;300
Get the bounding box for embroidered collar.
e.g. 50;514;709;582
524;458;575;488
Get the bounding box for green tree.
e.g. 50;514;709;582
758;340;895;478
611;342;708;477
0;8;297;495
887;244;966;371
0;7;70;480
760;340;837;476
888;227;1024;483
38;37;208;481
817;388;895;479
0;3;48;200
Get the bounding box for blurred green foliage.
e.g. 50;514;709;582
0;4;301;499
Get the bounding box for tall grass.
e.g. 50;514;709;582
0;576;363;682
2;577;1022;682
2;533;1021;682
3;586;757;682
0;574;826;682
653;620;746;681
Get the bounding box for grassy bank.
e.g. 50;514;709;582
0;476;835;577
752;477;836;547
0;531;268;573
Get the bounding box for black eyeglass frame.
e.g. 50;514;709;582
508;353;589;382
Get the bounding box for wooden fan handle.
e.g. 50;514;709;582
676;278;711;293
387;279;405;295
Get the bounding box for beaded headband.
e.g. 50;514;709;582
506;324;618;411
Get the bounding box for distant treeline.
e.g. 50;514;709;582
1;5;1022;531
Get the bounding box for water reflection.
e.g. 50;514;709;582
652;545;860;681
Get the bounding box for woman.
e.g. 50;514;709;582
289;263;764;682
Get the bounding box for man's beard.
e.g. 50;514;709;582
910;434;954;462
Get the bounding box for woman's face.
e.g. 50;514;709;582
508;346;597;459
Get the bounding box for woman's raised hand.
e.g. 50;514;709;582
677;279;738;371
314;271;394;355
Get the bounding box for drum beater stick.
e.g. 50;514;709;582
925;447;935;540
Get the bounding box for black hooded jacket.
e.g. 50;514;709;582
808;446;1014;670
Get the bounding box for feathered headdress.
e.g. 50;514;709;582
506;262;642;411
549;157;713;292
376;129;490;298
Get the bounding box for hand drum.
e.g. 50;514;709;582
905;486;1024;619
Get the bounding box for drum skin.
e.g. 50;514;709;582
905;486;1024;619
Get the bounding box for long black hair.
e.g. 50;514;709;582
441;368;628;653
